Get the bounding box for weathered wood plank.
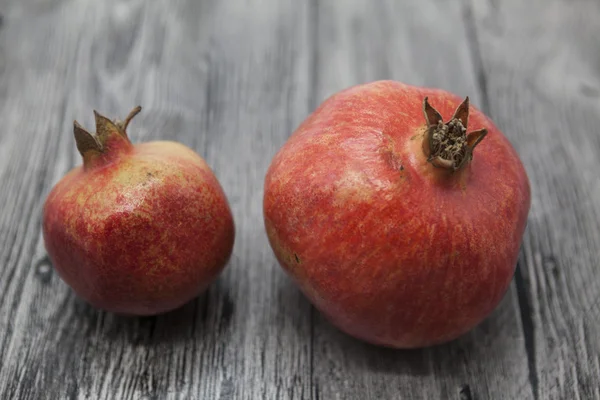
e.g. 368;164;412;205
471;1;600;399
309;1;533;399
0;1;312;399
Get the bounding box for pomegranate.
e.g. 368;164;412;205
43;107;235;316
263;81;530;348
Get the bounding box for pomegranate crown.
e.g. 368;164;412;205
73;106;141;167
421;97;487;171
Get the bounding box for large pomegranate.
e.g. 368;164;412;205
43;107;235;316
263;81;530;348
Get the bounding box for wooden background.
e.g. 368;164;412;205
0;0;598;399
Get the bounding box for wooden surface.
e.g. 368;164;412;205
0;0;598;399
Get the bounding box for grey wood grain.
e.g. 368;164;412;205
471;0;600;399
308;1;532;399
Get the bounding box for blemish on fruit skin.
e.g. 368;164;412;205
332;169;373;207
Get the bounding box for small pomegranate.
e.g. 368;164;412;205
43;107;235;315
263;81;530;348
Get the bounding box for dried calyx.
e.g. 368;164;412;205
421;97;487;171
73;106;141;166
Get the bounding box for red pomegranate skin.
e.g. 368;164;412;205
43;109;234;316
263;80;531;348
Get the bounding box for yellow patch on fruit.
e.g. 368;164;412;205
332;168;373;207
